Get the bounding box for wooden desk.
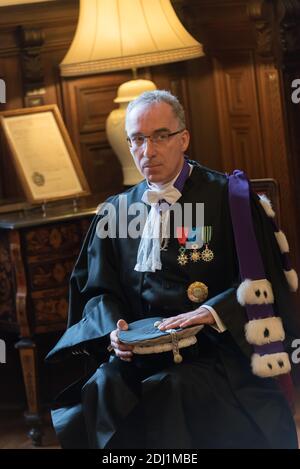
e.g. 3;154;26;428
0;201;98;445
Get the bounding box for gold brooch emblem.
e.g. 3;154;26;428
190;249;201;262
177;253;188;265
201;245;214;262
187;281;208;303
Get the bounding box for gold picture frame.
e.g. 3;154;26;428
0;105;90;203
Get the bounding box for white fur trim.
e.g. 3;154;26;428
274;230;290;253
133;335;197;354
251;352;291;377
284;269;299;292
245;317;285;345
259;194;275;218
237;279;274;306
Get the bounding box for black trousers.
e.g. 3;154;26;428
80;332;298;449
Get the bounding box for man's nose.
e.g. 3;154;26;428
143;137;156;157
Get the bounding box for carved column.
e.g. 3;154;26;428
16;26;46;107
248;0;275;59
9;229;43;446
15;339;42;446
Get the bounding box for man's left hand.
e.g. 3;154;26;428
158;308;215;330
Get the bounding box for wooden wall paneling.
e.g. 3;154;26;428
79;133;123;195
0;56;24;111
0;53;28;199
248;0;300;306
150;61;199;163
0;0;79;202
0;0;78;107
185;57;222;171
212;51;266;175
39;49;66;110
61;73;132;194
171;1;218;166
254;61;300;274
281;65;300;288
278;3;300;309
0;132;25;200
187;1;300;317
180;0;253;52
185;1;268;175
254;64;286;177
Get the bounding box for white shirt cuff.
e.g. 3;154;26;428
201;305;227;333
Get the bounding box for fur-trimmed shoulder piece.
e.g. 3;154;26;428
237;279;274;306
258;194;276;218
284;269;299;292
251;352;291;377
245;317;285;345
274;230;290;253
229;170;294;383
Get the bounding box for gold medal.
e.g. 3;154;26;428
187;281;208;303
201;226;214;262
201;244;214;262
190;250;201;262
190;243;201;262
177;246;188;266
178;253;188;265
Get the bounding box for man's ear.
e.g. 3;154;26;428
181;129;190;152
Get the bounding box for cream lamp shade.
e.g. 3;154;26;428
61;0;204;185
60;0;204;77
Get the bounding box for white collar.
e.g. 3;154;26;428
146;164;193;192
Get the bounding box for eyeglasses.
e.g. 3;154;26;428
127;129;185;149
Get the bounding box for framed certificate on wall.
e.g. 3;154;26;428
0;105;90;203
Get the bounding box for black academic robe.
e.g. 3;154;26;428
46;161;299;449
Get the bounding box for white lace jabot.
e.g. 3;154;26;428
135;164;192;272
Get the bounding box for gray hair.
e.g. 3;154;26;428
125;89;186;131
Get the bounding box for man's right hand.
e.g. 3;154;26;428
109;319;133;362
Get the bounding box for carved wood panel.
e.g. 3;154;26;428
77;84;120;134
79;133;123;194
62;73;131;194
24;222;82;256
23;218;92;330
230;122;261;170
0;216;93;335
27;257;75;290
213;51;266;175
31;287;69;327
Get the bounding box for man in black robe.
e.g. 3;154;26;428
46;90;299;449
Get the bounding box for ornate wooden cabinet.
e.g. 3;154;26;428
0;202;96;445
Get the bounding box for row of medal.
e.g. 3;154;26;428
177;226;214;266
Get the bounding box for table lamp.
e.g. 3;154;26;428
60;0;204;185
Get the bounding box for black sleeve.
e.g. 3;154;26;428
46;198;131;362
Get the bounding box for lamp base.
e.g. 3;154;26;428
114;78;157;103
106;79;157;187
